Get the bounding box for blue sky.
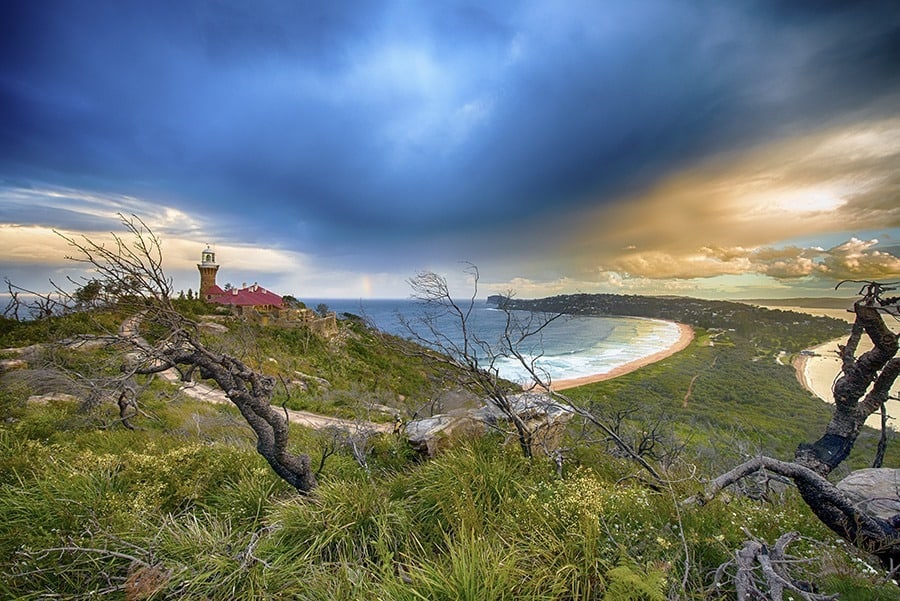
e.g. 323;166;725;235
1;1;898;300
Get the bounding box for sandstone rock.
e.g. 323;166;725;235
404;411;485;457
27;392;81;405
62;337;111;350
476;392;573;422
836;468;900;522
199;321;228;334
0;359;27;372
293;371;331;390
2;344;42;356
405;392;573;458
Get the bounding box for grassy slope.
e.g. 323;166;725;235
565;331;897;474
1;395;894;599
201;314;463;420
1;303;898;598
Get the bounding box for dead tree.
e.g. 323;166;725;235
58;214;317;494
402;265;563;459
796;281;900;475
3;277;72;320
713;530;837;601
403;266;665;483
132;333;317;493
690;280;900;569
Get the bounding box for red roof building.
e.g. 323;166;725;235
207;283;283;310
197;247;283;312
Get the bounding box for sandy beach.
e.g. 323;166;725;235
793;335;900;432
756;304;898;431
753;303;896;431
550;322;695;391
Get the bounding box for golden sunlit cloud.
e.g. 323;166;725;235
565;118;900;284
0;225;85;265
821;238;900;280
0;191;316;295
0;222;307;276
595;240;900;282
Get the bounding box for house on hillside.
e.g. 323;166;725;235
197;246;283;314
196;246;335;332
207;282;284;314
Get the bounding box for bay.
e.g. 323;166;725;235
305;298;682;386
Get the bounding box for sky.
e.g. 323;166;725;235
1;1;899;301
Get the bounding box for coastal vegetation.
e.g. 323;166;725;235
498;293;851;353
513;289;900;572
1;221;898;598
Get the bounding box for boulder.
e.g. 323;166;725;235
405;392;573;458
62;337;110;350
292;371;331;391
836;468;900;522
405;411;485;457
199;321;228;334
0;359;27;373
476;392;573;422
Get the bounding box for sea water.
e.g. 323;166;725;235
306;299;681;386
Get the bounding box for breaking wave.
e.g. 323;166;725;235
309;299;683;385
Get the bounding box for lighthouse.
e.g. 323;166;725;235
197;246;220;299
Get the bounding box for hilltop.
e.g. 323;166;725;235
739;297;856;310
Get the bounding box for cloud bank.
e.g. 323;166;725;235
1;1;898;298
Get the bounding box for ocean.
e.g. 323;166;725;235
305;298;682;386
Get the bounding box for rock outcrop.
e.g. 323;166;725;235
836;468;900;523
405;392;573;457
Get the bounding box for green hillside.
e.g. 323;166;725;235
1;300;897;599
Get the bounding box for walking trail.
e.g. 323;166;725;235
119;315;392;434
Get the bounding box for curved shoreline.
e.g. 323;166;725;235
792;337;841;401
794;335;900;431
549;322;694;391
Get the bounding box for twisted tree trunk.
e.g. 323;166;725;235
690;288;900;569
137;339;317;494
795;302;899;476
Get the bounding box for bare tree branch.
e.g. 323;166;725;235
402;266;668;484
689;280;900;570
796;298;899;476
54;215;318;494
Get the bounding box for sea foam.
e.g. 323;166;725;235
307;299;683;385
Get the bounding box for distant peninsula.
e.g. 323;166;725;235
485;294;511;308
491;293;850;352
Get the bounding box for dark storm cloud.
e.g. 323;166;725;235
1;0;899;269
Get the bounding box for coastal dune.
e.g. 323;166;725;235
550;322;694;391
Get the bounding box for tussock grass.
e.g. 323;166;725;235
1;309;897;599
1;416;894;599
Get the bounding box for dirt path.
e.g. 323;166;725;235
121;315;392;433
157;367;391;433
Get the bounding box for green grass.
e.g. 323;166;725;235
1;304;898;598
0;309;125;347
203;316;461;419
3;403;894;599
564;332;899;472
